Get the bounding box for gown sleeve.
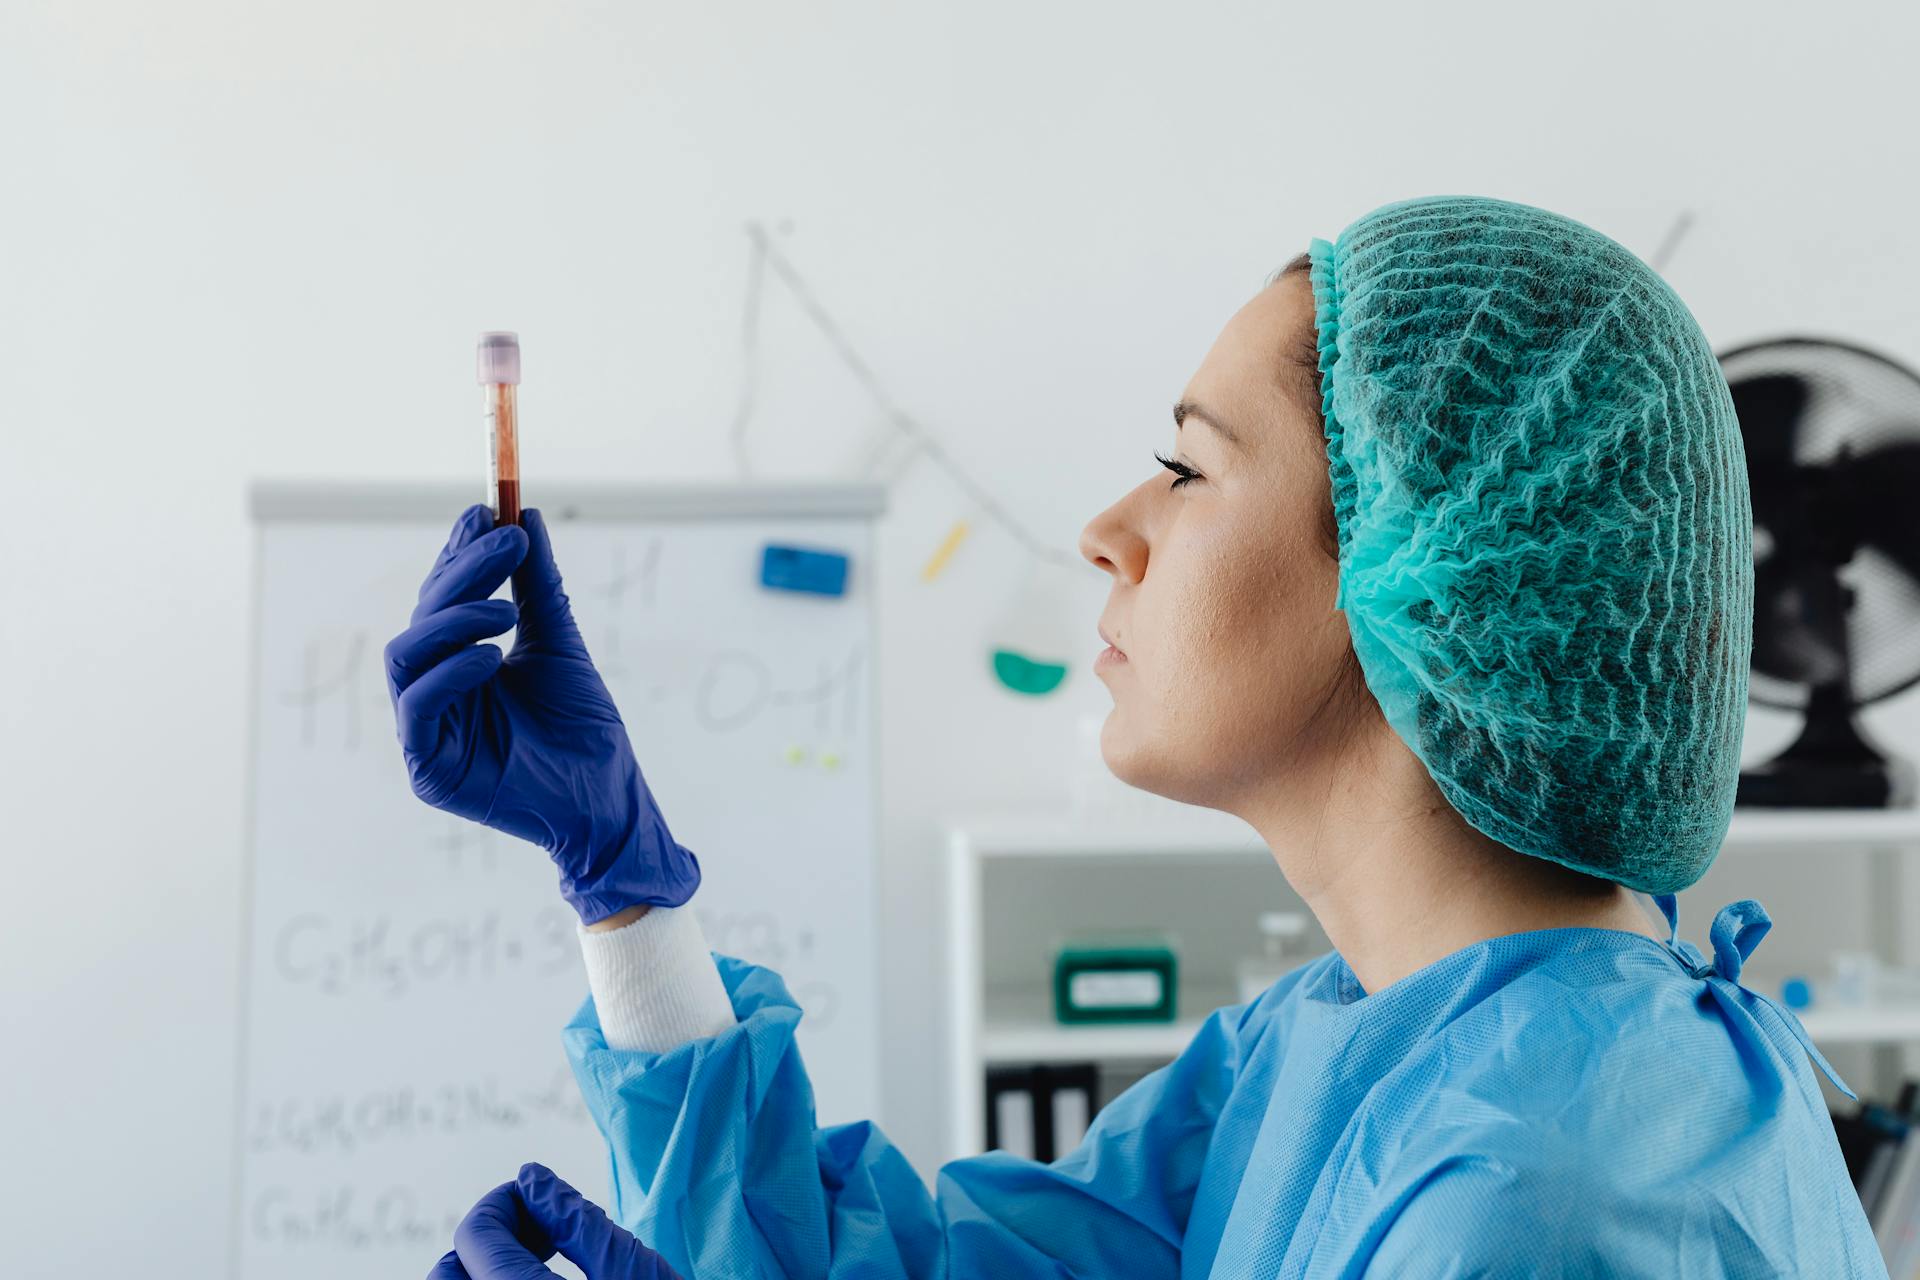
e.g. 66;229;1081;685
561;952;1246;1279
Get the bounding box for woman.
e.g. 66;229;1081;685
396;195;1881;1278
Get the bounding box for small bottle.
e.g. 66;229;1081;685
1831;952;1920;1006
477;331;522;527
1829;952;1875;1007
1236;911;1312;1004
1790;952;1920;1010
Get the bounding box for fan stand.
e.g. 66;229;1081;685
1738;681;1916;808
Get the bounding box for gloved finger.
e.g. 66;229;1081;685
427;1249;474;1279
510;509;585;654
414;524;530;624
418;522;527;614
438;504;496;568
396;645;503;756
453;1181;558;1280
515;1162;680;1279
386;599;520;700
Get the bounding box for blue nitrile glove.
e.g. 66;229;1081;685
384;504;700;922
427;1163;682;1280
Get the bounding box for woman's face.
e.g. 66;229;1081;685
1079;267;1360;813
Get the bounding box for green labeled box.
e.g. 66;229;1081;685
1053;933;1179;1024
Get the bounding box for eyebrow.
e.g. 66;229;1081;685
1173;400;1244;448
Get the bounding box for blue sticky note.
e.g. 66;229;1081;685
760;543;849;597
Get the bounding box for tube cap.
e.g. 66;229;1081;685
476;331;521;385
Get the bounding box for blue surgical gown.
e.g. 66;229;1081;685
561;898;1883;1277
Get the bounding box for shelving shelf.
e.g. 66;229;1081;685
979;984;1234;1064
978;988;1920;1066
982;1018;1208;1065
952;805;1920;861
945;804;1920;1165
1799;1005;1920;1044
1724;808;1920;848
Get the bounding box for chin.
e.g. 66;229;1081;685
1099;713;1216;810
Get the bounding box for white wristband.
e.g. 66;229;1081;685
577;905;737;1053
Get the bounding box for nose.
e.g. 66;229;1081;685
1079;480;1151;583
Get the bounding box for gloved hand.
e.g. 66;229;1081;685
385;504;701;922
427;1162;682;1280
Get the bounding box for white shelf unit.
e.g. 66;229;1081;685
944;805;1920;1166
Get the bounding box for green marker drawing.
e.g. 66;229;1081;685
992;650;1068;696
986;558;1082;697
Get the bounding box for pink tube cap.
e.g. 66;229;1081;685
476;331;521;384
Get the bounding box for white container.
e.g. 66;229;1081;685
1236;911;1314;1004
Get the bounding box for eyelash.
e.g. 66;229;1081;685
1155;450;1202;490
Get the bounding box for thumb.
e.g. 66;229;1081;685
511;508;585;654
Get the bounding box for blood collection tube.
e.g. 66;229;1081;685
477;330;522;527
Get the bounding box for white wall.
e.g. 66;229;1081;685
7;1;1920;1272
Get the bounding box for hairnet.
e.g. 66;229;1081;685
1307;194;1753;894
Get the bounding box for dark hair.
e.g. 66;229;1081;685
1267;249;1313;285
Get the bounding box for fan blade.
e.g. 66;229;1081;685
1751;555;1848;685
1729;372;1812;531
1838;438;1920;585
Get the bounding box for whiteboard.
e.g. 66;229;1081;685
233;483;884;1279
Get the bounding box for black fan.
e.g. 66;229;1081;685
1721;337;1920;808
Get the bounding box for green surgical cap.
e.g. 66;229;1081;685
1307;194;1753;894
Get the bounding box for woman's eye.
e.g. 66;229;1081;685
1154;450;1202;490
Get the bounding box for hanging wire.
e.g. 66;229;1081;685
733;221;1080;569
734;209;1697;514
727;231;770;478
1647;209;1694;275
